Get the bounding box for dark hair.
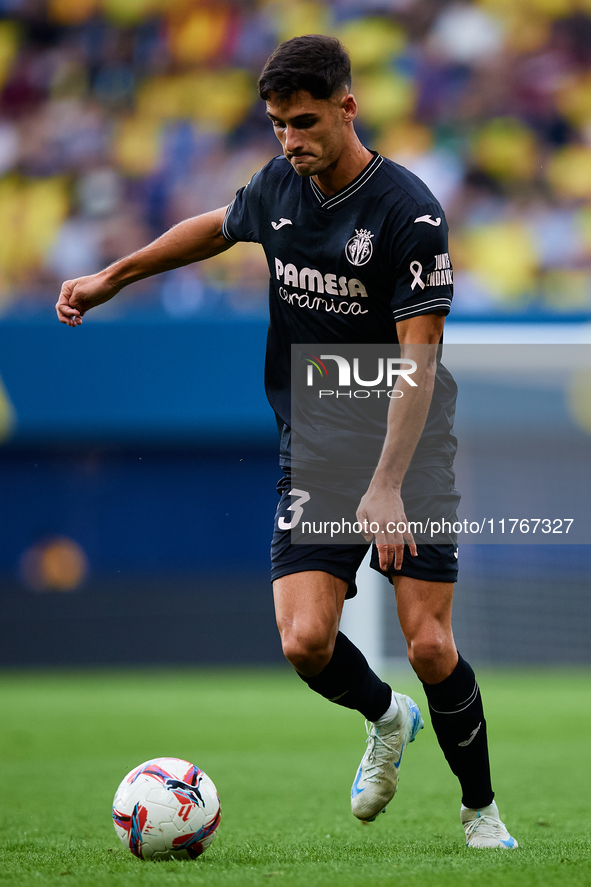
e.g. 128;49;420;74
258;35;351;101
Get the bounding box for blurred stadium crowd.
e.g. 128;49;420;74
1;0;591;319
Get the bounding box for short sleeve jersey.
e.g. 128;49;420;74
222;152;457;467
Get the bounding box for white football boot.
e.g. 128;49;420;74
351;692;424;822
461;800;518;848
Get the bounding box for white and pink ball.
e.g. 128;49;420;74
112;757;221;860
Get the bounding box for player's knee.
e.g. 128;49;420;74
407;634;450;670
281;632;334;676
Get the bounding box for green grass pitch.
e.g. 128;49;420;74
0;666;589;887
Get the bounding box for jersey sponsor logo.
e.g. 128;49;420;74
410;253;453;290
414;214;441;226
345;228;374;266
279;288;369;315
271;218;293;230
274;257;370;316
275;258;368;298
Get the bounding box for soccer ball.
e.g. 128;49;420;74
112;757;221;860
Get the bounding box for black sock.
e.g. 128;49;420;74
297;631;392;722
422;653;494;809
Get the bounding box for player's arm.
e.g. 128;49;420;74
56;206;232;326
356;312;445;570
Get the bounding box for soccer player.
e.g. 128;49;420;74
56;35;517;849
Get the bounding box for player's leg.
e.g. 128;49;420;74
273;569;345;676
273;570;392;716
273;568;419;823
271;474;393;716
271;475;420;821
394;574;517;848
393;576;492;800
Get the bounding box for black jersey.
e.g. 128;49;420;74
222;152;457;467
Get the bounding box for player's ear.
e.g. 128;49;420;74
341;93;357;123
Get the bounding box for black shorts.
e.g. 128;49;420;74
270;467;460;598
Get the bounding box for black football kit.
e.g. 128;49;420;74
222;152;460;594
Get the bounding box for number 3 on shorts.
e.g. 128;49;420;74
278;489;310;530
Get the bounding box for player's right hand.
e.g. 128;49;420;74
356;484;417;571
55;273;121;327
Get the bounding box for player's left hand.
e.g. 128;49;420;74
356;486;417;571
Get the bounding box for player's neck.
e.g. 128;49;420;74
312;140;374;198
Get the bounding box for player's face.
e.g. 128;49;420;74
265;90;356;178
